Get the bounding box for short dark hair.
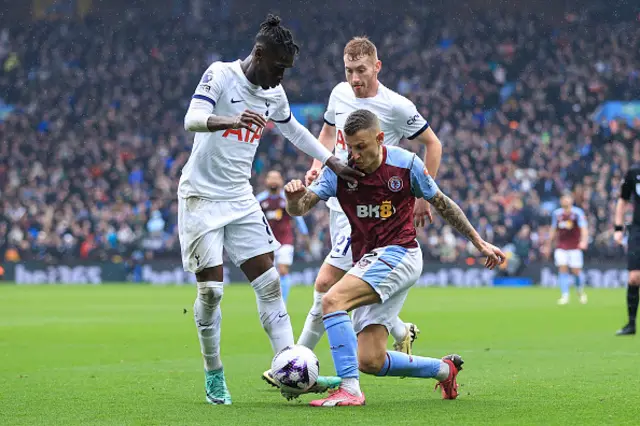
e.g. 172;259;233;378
255;14;300;56
343;109;379;136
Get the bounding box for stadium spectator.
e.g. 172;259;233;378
0;5;638;265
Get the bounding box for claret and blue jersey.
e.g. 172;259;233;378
309;145;439;262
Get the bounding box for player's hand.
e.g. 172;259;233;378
413;198;433;228
325;156;365;184
578;241;588;251
284;179;307;201
305;168;321;186
614;230;624;245
475;241;507;270
231;109;267;130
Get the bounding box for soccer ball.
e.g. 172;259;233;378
271;345;319;393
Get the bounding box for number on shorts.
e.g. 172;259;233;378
262;216;272;236
333;235;351;257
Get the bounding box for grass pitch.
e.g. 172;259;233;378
1;284;638;425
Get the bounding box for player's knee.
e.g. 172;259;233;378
315;279;333;293
315;279;334;293
251;267;281;302
196;283;224;307
321;292;344;315
358;351;385;375
315;272;339;293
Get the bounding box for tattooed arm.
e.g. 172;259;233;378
410;155;506;269
284;180;322;216
427;190;506;269
427;190;483;246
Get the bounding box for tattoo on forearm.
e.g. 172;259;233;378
429;192;478;242
288;190;317;216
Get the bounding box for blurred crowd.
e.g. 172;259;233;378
0;4;639;267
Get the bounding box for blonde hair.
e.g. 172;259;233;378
344;36;378;61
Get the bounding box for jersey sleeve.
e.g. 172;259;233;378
255;191;269;203
308;167;338;201
620;169;634;201
323;87;337;126
192;62;227;108
271;87;292;124
576;209;587;228
394;96;429;140
409;155;439;200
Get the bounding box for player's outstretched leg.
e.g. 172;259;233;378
373;351;464;400
193;280;231;405
390;317;420;354
357;324;464;400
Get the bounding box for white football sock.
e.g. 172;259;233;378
390;317;408;343
194;281;223;371
435;361;451;382
297;290;326;350
341;377;362;397
251;267;294;354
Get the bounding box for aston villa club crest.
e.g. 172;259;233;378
388;176;403;192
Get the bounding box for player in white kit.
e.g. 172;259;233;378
261;37;444;387
179;15;362;405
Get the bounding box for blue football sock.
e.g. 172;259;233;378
376;351;442;378
558;273;570;296
575;273;585;292
323;311;359;379
280;274;291;303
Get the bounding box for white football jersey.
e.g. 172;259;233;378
323;82;429;211
178;60;292;201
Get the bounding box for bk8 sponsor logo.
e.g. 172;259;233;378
356;201;395;219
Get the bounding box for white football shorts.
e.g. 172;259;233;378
178;197;280;272
275;244;295;267
325;210;354;272
348;245;422;334
554;248;583;269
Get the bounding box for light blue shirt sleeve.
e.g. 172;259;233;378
308;167;338;201
409;155;439;200
294;216;309;235
575;208;588;228
255;190;269;202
